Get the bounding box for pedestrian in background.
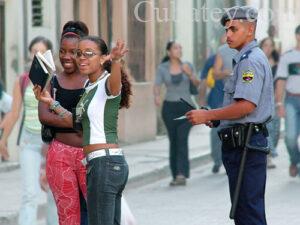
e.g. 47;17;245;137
260;37;280;169
0;36;58;225
268;25;282;55
187;6;273;225
275;24;300;178
37;21;89;225
210;34;237;173
154;40;200;186
0;81;12;161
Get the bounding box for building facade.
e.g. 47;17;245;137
1;0;300;161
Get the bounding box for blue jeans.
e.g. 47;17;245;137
285;95;300;165
86;155;129;225
210;128;222;167
267;112;280;157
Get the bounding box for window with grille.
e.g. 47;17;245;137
32;0;43;26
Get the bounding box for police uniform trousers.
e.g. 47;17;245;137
222;131;268;225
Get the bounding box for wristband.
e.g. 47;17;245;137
111;58;122;63
275;102;283;107
58;110;68;118
49;101;60;111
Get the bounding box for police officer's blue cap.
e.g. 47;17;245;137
221;6;258;26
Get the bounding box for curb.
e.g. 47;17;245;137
126;150;211;189
0;203;46;225
0;162;20;173
0;150;211;225
0;211;17;225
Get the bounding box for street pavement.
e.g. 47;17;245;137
0;125;211;225
1;124;299;225
125;139;300;225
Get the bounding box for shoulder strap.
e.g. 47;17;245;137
19;73;30;98
239;50;252;63
49;75;57;100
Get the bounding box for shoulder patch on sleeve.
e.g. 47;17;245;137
242;70;254;83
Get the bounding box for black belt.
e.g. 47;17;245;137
218;123;269;153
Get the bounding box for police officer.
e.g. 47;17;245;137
186;6;273;225
275;25;300;178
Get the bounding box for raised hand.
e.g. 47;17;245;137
103;40;129;63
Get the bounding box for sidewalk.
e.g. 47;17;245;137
0;125;211;225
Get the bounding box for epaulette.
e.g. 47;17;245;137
282;49;293;55
239;50;252;62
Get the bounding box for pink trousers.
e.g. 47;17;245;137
46;139;87;225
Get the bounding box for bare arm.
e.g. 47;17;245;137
275;79;286;104
213;54;231;80
38;83;75;127
198;79;207;106
153;84;161;107
275;79;286;118
182;63;200;86
0;79;23;158
186;99;256;125
107;40;128;96
0;79;23;143
33;86;73;128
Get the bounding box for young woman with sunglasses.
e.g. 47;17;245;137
37;21;89;225
34;36;131;225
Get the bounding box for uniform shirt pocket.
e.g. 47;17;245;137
224;78;235;94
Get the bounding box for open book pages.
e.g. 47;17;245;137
36;50;56;74
29;50;56;90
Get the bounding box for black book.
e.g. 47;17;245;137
29;50;55;90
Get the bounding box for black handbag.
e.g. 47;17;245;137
41;125;55;143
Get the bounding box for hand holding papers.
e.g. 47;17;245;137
177;98;220;127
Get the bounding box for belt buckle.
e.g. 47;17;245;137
81;158;87;166
111;148;122;155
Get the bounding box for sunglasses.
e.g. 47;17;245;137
75;50;101;58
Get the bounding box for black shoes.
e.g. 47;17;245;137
212;164;221;174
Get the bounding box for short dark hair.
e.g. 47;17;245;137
259;37;274;49
295;25;300;34
28;36;53;52
62;21;89;38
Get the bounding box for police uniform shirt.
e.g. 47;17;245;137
221;40;274;127
275;49;300;94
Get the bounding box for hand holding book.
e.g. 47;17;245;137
32;85;53;106
29;50;56;90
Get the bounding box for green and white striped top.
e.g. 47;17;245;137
76;71;121;146
23;84;41;133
